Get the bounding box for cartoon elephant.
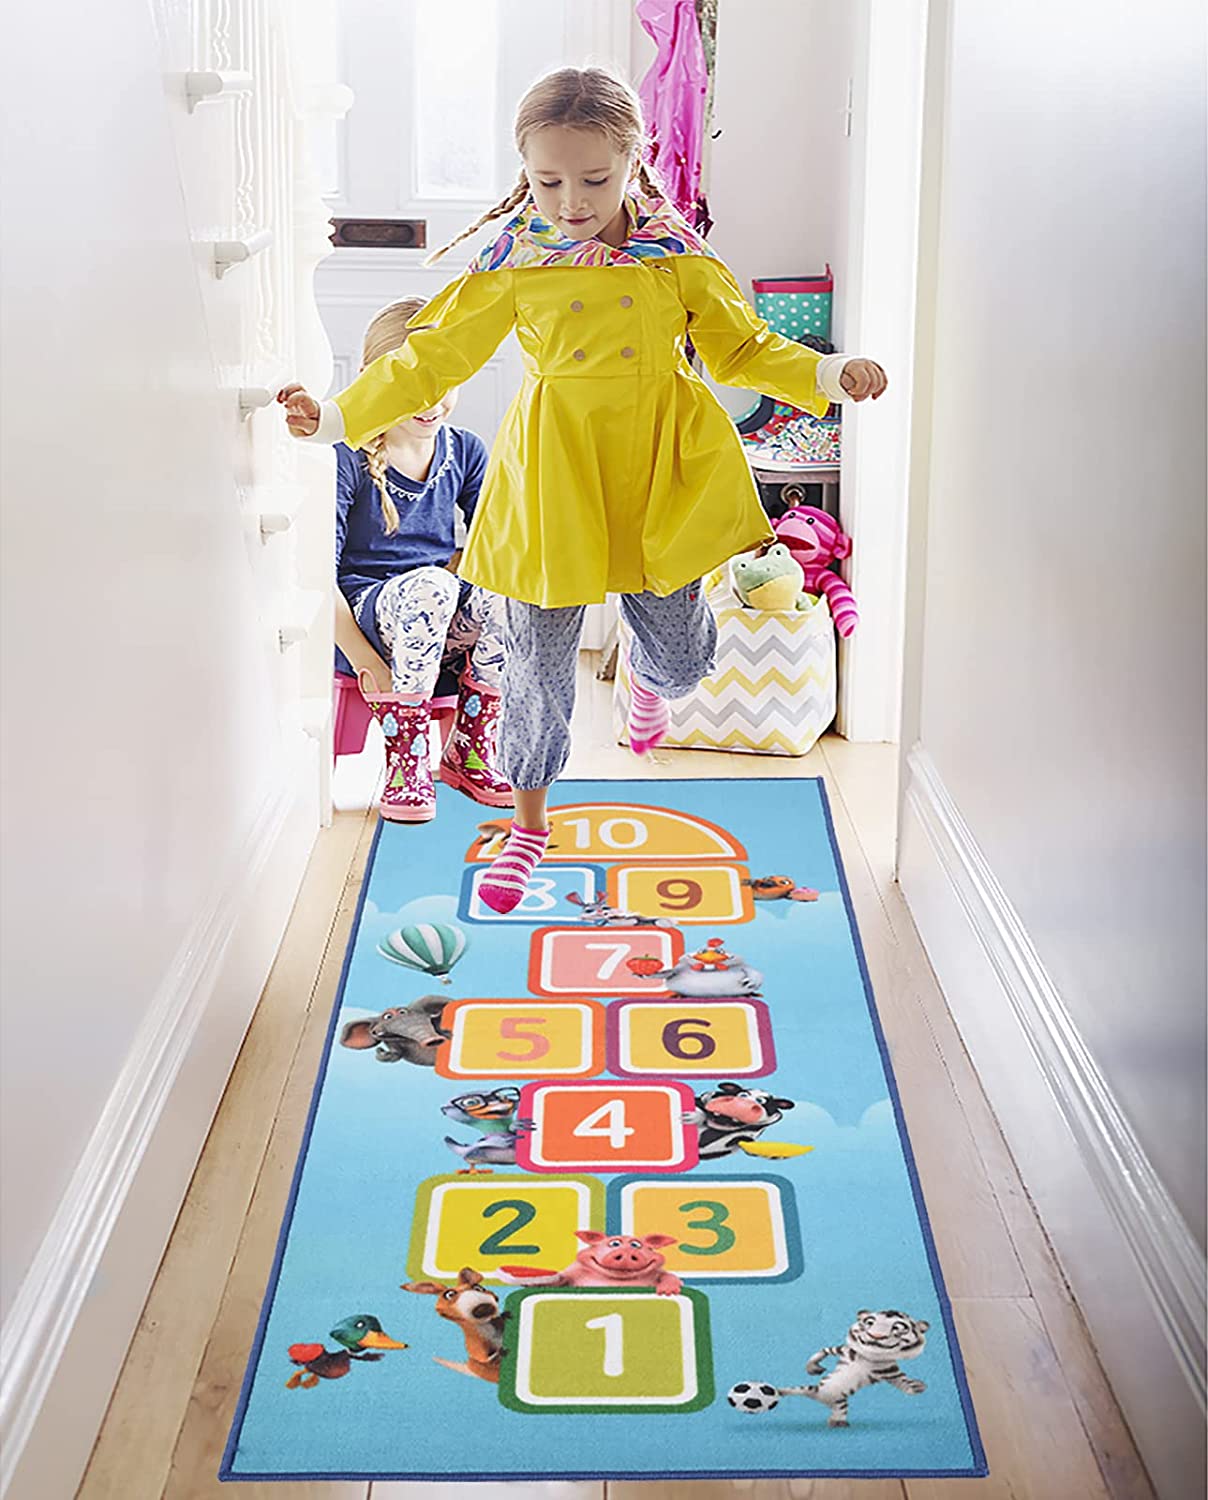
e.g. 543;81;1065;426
339;995;451;1065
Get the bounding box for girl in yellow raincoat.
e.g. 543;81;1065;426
283;67;886;912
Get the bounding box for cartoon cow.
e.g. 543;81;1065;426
690;1083;796;1159
499;1230;683;1296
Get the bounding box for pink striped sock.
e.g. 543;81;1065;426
479;825;551;915
628;677;669;755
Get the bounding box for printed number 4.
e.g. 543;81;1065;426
572;1100;634;1150
585;1312;625;1376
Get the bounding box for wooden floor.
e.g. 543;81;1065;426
79;662;1157;1500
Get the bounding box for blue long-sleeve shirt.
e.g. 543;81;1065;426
334;425;488;607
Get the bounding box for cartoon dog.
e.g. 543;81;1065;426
402;1268;508;1384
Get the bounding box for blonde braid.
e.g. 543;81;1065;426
364;433;401;536
425;170;530;265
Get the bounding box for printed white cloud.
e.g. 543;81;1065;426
790;1098;896;1150
362;893;461;928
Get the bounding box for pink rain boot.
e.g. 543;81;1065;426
438;670;514;809
358;670;436;823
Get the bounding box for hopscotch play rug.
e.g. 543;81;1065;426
222;779;986;1482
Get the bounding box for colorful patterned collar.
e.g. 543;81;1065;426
470;189;717;272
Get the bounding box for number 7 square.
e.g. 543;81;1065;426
517;1080;699;1173
528;927;685;998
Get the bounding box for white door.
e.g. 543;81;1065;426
315;0;634;442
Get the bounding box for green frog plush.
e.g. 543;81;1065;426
731;544;816;612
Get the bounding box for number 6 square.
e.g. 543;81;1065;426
517;1080;699;1173
436;1000;607;1079
608;999;776;1078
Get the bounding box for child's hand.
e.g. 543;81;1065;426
278;383;321;436
839;359;888;402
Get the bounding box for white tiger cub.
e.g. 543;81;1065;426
778;1309;929;1426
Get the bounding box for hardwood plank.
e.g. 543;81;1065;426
608;1480;905;1499
371;1486;604;1499
159;813;378;1500
905;1299;1111;1500
818;767;1030;1299
77;811;370;1500
822;738;1155;1500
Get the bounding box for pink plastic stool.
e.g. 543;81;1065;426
332;672;456;763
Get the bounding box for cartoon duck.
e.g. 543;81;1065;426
285;1315;408;1389
442;1087;526;1172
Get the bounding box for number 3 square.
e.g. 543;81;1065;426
517;1081;699;1173
608;999;776;1078
436;1000;607;1078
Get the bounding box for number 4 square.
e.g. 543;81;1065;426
517;1081;699;1173
499;1288;714;1412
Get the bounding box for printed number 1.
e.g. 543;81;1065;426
572;1100;634;1150
585;1312;625;1376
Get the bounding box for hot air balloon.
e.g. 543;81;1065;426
377;922;467;984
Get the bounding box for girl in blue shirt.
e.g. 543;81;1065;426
335;298;510;822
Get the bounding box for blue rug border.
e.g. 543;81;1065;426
219;778;989;1482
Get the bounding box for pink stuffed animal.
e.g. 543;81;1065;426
773;506;859;637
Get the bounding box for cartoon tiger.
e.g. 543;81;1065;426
777;1309;929;1426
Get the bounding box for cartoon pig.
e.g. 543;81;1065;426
500;1230;683;1296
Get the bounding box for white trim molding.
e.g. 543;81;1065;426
899;744;1206;1500
0;741;319;1500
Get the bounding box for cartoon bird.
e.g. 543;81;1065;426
285;1315;408;1389
743;875;818;902
442;1087;525;1172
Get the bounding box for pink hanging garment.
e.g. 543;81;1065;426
636;0;709;220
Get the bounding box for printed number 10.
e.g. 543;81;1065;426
585;1312;624;1376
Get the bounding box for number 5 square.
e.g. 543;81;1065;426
608;999;776;1078
436;1000;606;1079
517;1081;699;1173
499;1288;714;1412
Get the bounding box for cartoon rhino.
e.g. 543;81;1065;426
654;938;764;997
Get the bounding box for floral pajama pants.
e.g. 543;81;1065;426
497;581;717;790
358;566;506;697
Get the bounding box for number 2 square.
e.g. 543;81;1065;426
517;1080;699;1173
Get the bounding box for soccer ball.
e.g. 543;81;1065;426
727;1380;780;1413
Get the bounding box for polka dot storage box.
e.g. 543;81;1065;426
752;266;833;342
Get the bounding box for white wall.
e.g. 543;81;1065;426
0;2;338;1493
899;1;1206;1492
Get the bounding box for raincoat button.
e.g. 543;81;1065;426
573;348;586;360
620;346;635;359
570;300;584;312
619;295;634;308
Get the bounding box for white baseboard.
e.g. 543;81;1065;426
898;744;1206;1500
0;739;320;1500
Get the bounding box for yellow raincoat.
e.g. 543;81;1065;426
333;196;833;609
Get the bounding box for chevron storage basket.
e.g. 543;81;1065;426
613;572;837;756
